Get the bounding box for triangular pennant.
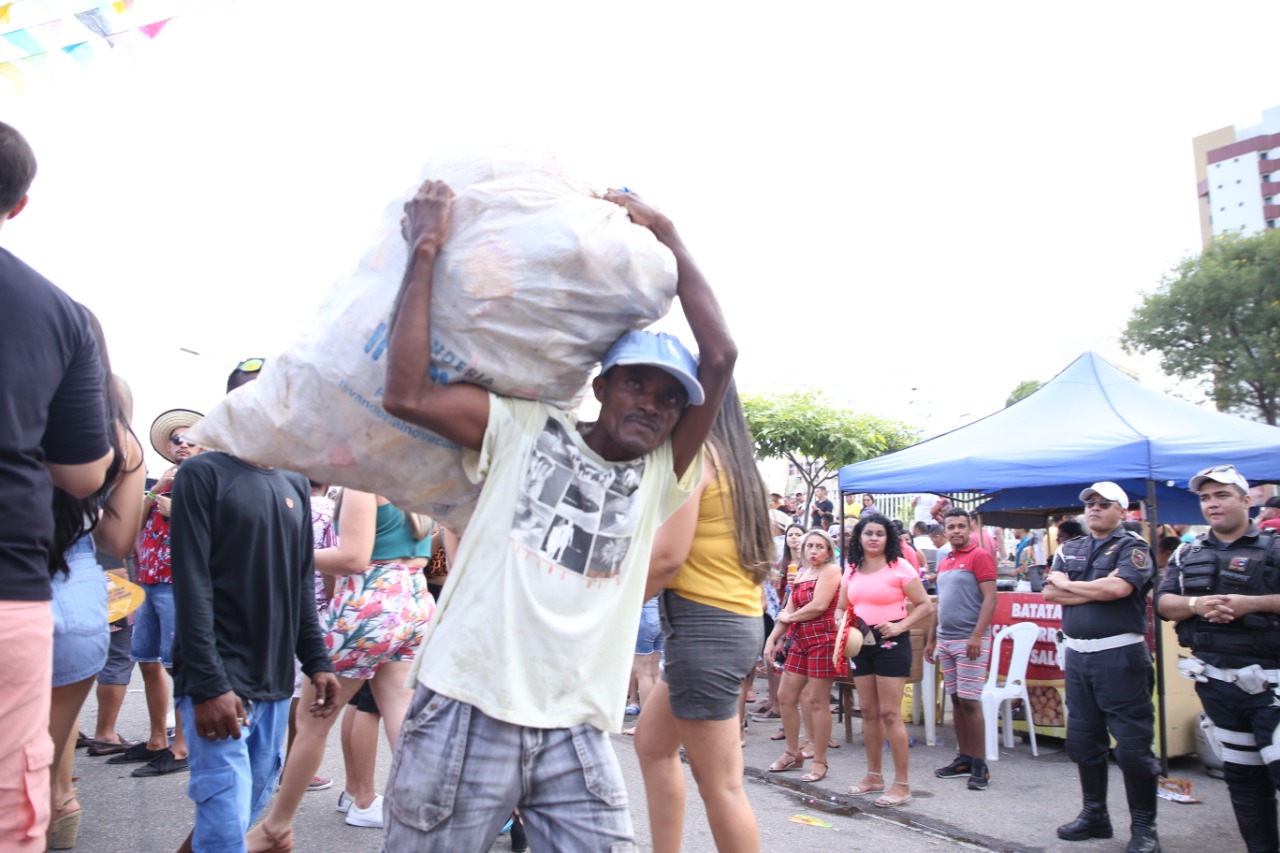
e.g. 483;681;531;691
111;0;134;12
73;8;110;39
0;5;11;27
0;59;23;92
61;39;92;64
2;27;39;55
138;18;168;39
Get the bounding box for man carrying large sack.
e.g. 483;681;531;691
376;180;735;852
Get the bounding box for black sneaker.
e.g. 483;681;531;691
967;765;990;790
934;755;972;779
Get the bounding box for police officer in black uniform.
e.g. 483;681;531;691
1044;482;1160;853
1156;464;1280;853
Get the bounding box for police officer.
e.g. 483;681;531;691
1044;482;1160;853
1156;465;1280;853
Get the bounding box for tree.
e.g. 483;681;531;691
1124;229;1280;424
1005;379;1042;407
741;391;918;514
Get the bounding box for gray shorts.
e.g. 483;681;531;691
659;591;763;721
98;624;135;685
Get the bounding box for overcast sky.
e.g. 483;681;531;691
3;1;1277;475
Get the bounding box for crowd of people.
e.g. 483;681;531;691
6;116;1280;853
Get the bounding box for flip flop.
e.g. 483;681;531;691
769;728;786;741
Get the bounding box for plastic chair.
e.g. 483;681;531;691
980;621;1040;762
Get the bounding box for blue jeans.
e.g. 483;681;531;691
381;684;636;852
130;582;175;668
177;694;290;853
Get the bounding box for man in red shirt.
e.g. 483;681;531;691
926;508;998;791
107;409;202;777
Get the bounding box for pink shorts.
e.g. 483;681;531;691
936;635;992;700
322;562;435;680
0;601;54;851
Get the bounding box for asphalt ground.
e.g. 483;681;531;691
67;670;1241;852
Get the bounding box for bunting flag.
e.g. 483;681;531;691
0;0;231;89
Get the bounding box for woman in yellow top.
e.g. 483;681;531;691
636;381;775;853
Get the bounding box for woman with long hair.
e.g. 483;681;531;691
47;313;146;849
763;528;842;784
838;512;933;808
635;381;774;853
753;522;804;723
247;491;435;850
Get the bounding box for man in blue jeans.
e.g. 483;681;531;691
169;362;339;852
379;181;735;851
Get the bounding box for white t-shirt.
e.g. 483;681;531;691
914;494;940;523
415;395;697;732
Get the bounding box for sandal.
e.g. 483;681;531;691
768;750;805;773
48;791;81;850
846;771;884;796
873;781;912;808
801;758;829;783
769;727;786;741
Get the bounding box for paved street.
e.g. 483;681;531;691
69;672;1242;852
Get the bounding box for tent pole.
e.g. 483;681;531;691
1146;479;1169;775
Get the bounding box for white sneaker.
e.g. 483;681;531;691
345;794;384;828
336;791;353;813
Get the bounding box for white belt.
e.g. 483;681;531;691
1060;632;1145;653
1178;657;1280;695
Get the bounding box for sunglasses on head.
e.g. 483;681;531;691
1083;498;1115;509
171;435;198;448
235;357;265;374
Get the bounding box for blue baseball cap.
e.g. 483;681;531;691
600;330;704;406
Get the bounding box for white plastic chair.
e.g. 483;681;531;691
981;621;1040;762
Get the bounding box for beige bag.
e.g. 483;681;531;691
191;151;678;532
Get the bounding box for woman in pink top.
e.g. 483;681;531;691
836;513;932;808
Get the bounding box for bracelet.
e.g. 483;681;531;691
1188;596;1198;614
145;490;158;500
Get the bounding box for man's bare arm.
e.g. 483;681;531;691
382;180;489;453
603;190;736;475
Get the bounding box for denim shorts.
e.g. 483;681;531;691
381;685;636;852
51;536;109;688
97;624;135;685
634;598;664;656
131;582;175;668
178;694;290;852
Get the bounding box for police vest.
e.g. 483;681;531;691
1058;531;1151;638
1175;530;1280;654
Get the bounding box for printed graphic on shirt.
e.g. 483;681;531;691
513;417;644;578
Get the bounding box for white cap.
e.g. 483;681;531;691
1079;481;1128;506
1189;464;1250;493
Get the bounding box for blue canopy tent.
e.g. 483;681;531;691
837;351;1280;768
973;481;1203;528
838;351;1280;496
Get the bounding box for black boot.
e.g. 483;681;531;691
1058;762;1113;841
1122;768;1160;853
509;813;528;853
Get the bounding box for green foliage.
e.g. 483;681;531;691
741;391;919;506
1124;229;1280;424
1005;379;1042;408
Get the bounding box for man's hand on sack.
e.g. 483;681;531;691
604;189;674;241
402;180;455;254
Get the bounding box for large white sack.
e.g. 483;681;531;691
190;151;678;532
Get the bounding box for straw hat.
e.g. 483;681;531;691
150;408;203;463
844;622;864;658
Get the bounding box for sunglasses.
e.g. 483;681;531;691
171;435;198;448
1083;499;1115;509
235;357;265;374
